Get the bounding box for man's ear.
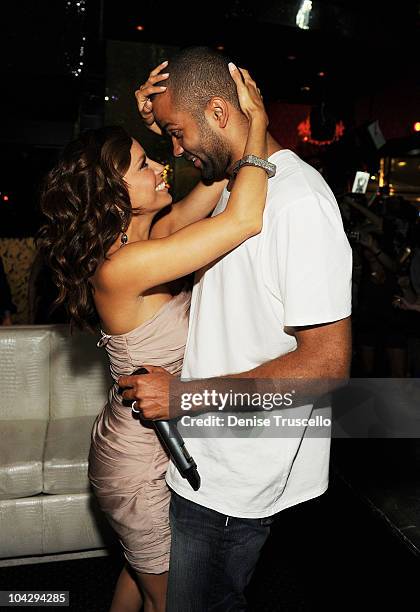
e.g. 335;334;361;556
205;96;229;128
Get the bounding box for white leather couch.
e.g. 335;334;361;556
0;325;117;566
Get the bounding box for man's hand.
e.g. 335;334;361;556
118;366;174;420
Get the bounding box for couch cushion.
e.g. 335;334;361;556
0;419;47;499
0;327;50;421
0;496;43;558
0;493;114;558
43;415;98;494
50;327;111;419
42;492;114;554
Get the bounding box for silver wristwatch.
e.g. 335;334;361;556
232;155;276;179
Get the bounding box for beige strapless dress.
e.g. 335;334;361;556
88;289;190;575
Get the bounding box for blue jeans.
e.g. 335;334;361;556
166;491;274;612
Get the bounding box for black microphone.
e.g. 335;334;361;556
131;367;201;491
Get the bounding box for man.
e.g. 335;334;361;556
120;47;352;611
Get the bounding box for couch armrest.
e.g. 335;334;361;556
0;326;50;421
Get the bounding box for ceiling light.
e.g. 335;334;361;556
296;0;313;30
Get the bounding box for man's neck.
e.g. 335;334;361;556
267;133;283;157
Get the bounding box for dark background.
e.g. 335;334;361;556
0;0;419;236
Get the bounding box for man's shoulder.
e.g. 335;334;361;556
266;151;337;220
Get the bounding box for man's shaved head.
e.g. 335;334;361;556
160;46;241;121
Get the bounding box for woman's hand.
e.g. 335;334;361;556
228;63;268;127
134;61;169;136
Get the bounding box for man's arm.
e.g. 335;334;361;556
119;317;351;420
229;317;351;380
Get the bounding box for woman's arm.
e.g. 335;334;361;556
98;66;269;296
150;179;228;239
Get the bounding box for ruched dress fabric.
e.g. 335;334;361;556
88;289;190;575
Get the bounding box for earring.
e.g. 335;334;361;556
118;209;128;247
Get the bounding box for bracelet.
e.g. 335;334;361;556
232;155;276;179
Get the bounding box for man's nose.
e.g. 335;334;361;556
171;138;184;158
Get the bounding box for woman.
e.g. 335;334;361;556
38;63;270;612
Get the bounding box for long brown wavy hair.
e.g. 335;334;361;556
37;126;134;330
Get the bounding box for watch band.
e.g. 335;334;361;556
232;155;276;179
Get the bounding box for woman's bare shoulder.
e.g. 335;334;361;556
91;239;157;294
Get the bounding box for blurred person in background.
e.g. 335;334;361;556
28;251;68;324
394;219;420;376
344;195;413;376
0;254;16;325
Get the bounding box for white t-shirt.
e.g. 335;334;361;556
166;149;352;518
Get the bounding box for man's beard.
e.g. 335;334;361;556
196;122;231;183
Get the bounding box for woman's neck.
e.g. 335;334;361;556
106;212;155;256
124;213;155;243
